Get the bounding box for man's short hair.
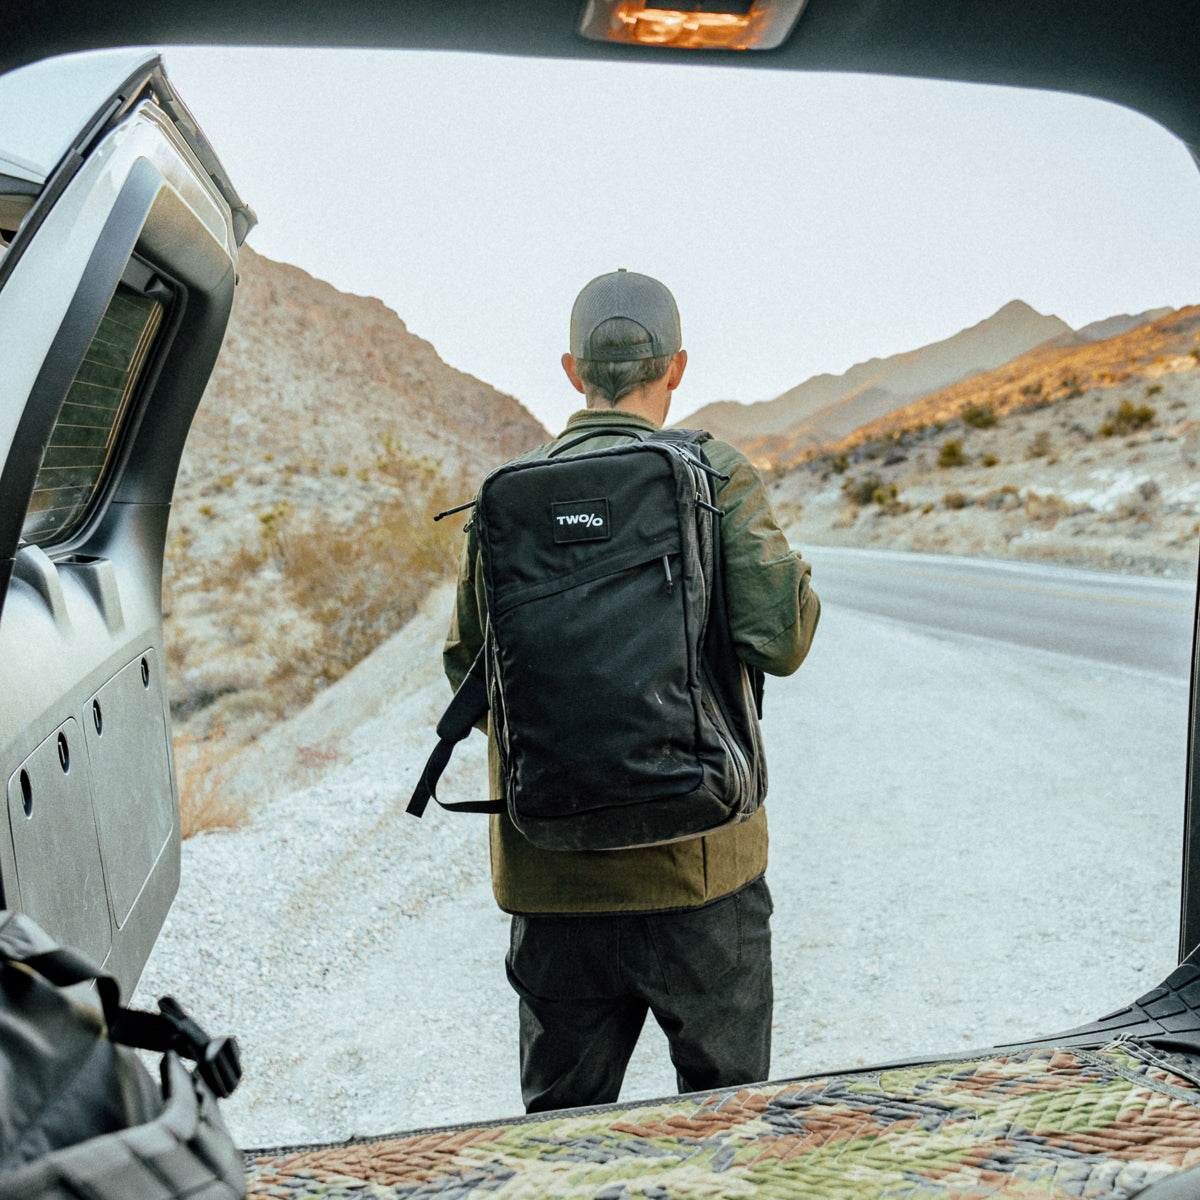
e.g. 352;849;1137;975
574;318;674;406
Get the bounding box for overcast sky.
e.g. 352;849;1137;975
162;46;1200;431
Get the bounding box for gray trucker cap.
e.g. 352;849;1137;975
569;269;682;362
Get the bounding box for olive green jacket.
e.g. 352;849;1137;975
443;408;820;914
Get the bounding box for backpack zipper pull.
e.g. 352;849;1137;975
663;555;674;591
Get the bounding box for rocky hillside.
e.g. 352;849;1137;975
769;305;1200;578
177;246;544;494
687;300;1071;451
163;248;547;752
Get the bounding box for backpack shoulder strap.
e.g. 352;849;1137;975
407;646;502;819
646;426;711;448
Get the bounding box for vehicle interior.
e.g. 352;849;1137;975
3;1;1200;1194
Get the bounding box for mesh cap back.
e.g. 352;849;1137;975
569;269;682;362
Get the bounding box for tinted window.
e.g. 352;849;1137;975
20;283;163;547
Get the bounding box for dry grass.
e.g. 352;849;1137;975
163;436;474;743
173;723;253;838
260;451;469;713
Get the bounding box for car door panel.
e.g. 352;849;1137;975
6;717;111;959
0;52;251;991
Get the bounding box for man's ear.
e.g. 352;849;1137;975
666;349;688;391
562;353;587;394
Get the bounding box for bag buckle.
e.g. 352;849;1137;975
158;995;243;1098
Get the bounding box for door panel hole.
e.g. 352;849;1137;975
19;770;31;818
141;657;150;688
57;733;69;773
92;699;103;735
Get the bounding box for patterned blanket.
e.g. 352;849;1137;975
245;1042;1200;1198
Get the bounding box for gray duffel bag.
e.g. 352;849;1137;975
0;910;244;1198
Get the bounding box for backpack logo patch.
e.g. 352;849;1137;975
552;497;611;543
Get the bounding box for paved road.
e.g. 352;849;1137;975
806;545;1197;681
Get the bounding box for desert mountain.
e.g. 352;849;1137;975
164;248;548;748
763;303;1200;579
1067;307;1173;345
820;304;1200;453
686;300;1071;455
178;245;546;491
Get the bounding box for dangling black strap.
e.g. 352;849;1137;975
0;911;242;1099
407;647;501;819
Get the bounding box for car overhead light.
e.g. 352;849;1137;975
579;0;807;51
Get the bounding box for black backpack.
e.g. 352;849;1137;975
0;910;244;1199
408;426;766;852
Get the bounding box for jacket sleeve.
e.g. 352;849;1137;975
709;441;820;677
443;521;485;694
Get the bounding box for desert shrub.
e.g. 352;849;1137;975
1024;490;1071;523
1025;431;1052;459
1113;488;1157;522
257;499;295;559
1060;374;1084;399
871;483;898;505
841;474;883;506
981;454;999;467
943;491;971;509
773;497;804;526
173;724;251;839
983;486;1021;511
961;402;998;429
829;452;848;474
1146;383;1163;397
1020;381;1044;398
268;467;468;699
203;544;264;589
938;440;966;468
920;502;934;514
1100;399;1156;437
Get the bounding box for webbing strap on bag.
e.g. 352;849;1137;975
407;647;500;819
0;912;241;1099
0;910;245;1200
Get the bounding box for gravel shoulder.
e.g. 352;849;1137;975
134;573;1186;1148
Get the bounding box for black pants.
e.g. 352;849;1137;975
505;876;773;1113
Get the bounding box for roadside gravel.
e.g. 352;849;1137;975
135;577;1187;1149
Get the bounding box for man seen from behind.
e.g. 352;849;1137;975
444;269;820;1112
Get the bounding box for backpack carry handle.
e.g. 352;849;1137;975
547;426;649;457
